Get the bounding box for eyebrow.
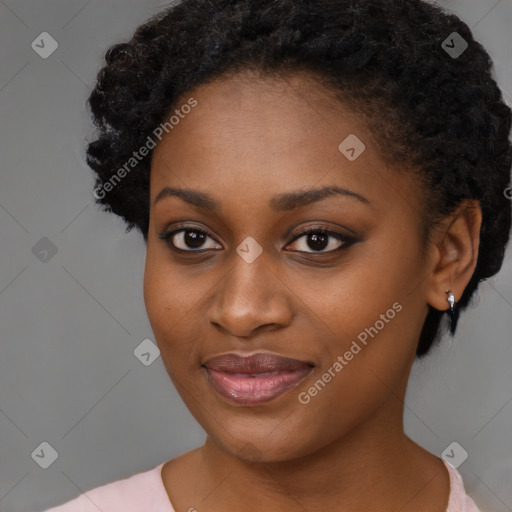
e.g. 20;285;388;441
153;185;371;211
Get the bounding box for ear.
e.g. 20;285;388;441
425;199;482;312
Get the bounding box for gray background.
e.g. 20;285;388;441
0;1;511;511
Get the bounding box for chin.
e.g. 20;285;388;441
203;415;330;465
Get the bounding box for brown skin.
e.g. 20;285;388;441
143;71;482;512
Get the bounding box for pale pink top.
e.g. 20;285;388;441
42;459;480;511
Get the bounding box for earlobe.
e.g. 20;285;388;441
425;199;482;312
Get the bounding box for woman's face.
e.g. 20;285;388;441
144;71;433;462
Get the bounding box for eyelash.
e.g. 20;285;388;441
158;224;357;255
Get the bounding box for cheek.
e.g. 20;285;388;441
299;245;418;349
143;244;188;349
142;242;215;371
296;230;425;394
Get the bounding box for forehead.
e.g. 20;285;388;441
153;71;351;159
149;71;420;219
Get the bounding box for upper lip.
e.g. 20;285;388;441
203;352;314;374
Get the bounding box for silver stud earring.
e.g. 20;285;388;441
445;290;455;314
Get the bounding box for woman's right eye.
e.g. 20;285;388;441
158;228;222;252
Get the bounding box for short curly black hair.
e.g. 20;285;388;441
85;0;512;357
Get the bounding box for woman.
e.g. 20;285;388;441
44;0;511;510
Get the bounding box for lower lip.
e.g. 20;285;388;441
205;366;313;405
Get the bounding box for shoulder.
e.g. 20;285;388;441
42;461;173;512
444;460;482;512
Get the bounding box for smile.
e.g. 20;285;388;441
203;352;314;405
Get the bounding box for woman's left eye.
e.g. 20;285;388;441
286;229;355;253
158;226;356;254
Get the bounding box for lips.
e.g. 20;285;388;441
203;352;314;405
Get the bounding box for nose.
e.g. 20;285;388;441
208;250;293;338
